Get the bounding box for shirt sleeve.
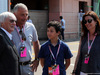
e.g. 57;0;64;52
31;23;38;41
64;44;73;59
0;35;5;55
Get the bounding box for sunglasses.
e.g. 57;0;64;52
84;19;93;24
9;19;16;23
19;30;26;41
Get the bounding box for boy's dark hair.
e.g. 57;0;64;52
47;20;62;33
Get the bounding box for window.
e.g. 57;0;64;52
11;0;48;10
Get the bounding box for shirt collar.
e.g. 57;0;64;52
48;39;61;46
1;27;12;40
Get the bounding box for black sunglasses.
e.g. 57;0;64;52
9;19;16;23
84;19;93;24
19;30;26;41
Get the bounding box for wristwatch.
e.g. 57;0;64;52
72;70;76;74
34;58;40;61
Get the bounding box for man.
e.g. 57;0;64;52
0;12;20;75
12;3;40;75
79;9;85;22
27;16;33;23
59;16;65;40
78;9;85;36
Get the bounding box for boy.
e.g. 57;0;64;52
38;21;73;75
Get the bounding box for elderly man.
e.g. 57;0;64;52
0;12;20;75
12;3;40;75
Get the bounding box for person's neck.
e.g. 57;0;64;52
16;24;24;30
89;28;95;36
89;28;96;40
50;38;59;46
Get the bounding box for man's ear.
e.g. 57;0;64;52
58;31;61;35
1;23;3;27
13;12;16;16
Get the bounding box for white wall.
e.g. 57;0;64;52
29;10;48;39
0;0;7;14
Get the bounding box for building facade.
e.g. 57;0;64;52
8;0;92;40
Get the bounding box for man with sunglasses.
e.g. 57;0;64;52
0;12;20;75
12;3;40;75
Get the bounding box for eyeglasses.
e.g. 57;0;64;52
19;30;26;41
9;19;16;23
84;19;93;24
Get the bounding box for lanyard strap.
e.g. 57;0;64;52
49;44;60;64
15;25;25;42
88;33;96;54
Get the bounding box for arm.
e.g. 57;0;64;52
61;21;64;26
40;58;44;67
65;59;70;70
33;40;40;59
31;40;40;72
72;39;81;75
0;35;5;55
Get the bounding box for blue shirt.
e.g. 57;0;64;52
61;19;65;29
38;39;73;75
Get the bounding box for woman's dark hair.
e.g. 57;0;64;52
47;20;62;33
81;11;100;38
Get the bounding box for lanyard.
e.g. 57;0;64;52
15;25;25;42
49;44;60;64
88;33;96;54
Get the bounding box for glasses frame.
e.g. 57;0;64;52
84;19;93;24
9;19;16;23
19;30;26;41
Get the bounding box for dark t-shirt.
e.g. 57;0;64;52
81;40;92;73
38;39;73;75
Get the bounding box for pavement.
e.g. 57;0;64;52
34;38;80;75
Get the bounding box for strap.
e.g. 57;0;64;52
49;44;60;64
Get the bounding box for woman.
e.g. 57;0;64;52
72;11;100;75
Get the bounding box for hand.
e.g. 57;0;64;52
71;70;75;75
30;60;39;72
72;73;75;75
